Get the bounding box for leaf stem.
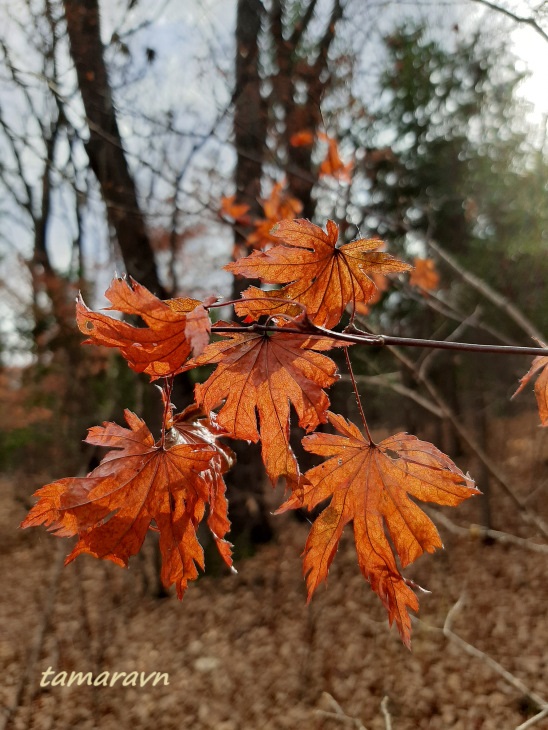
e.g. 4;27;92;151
160;376;174;448
344;348;375;445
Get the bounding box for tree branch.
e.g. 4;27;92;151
427;239;546;343
290;0;320;48
470;0;548;45
442;596;548;712
211;321;548;357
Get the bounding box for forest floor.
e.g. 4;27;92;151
1;411;547;730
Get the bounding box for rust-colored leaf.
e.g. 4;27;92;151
76;276;209;378
354;273;389;315
227;219;411;328
245;182;303;249
318;132;353;183
170;404;235;566
512;352;548;426
168;297;213;360
21;410;223;598
188;325;340;487
219;194;251;224
409;257;440;293
280;412;478;646
262;181;303;222
290;130;315;147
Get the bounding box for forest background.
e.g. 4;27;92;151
0;1;547;729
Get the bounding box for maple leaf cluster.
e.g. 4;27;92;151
30;215;548;648
221;130;354;256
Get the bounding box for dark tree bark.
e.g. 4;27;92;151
62;0;164;296
227;0;273;546
232;0;268;302
271;0;345;218
226;1;347;546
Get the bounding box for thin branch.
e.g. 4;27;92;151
315;693;368;730
515;709;548;730
312;0;345;78
470;0;548;45
343;373;445;418
441;596;548;712
427;239;545;343
417;306;481;379
211;321;548;357
290;0;321;47
345;348;374;442
380;697;393;730
426;508;548;555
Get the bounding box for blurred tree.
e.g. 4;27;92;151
351;24;548;336
62;0;164;296
345;24;548;527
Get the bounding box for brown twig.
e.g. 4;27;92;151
441;596;548;714
315;692;369;729
427;239;546;343
342;373;445;418
469;0;548;46
380;696;393;730
344;348;374;443
515;708;548;730
426;508;548;555
211;321;548;357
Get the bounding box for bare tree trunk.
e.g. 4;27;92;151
232;0;267;299
226;0;273;547
62;0;164;296
271;0;344;218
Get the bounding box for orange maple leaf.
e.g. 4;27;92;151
227;219;411;328
76;277;210;379
318;132;353;183
246;182;303;249
219;194;251;223
512;351;548;426
280;412;478;646
289;130;315;147
169;404;235;566
188;324;340;487
354;273;389;315
21;410;222;598
409;257;440;293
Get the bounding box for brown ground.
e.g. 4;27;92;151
1;412;547;730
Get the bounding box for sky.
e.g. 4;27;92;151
512;23;548;119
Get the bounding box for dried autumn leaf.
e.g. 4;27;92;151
188;324;340;487
76;276;210;379
246;182;303;249
354;273;389;315
318;132;353;183
512;351;548;426
289;130;315;147
21;410;221;598
227;219;411;328
219;194;251;223
168;297;214;360
409;257;440;293
280;412;478;646
262;181;303;222
169;404;235;566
